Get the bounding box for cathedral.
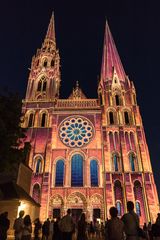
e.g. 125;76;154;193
22;13;159;224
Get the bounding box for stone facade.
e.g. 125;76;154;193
22;13;159;224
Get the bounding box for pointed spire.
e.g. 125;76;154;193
101;20;126;82
45;12;56;42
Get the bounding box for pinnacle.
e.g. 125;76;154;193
45;12;55;42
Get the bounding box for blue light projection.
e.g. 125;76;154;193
55;160;64;186
71;154;83;186
90;160;98;186
116;201;121;216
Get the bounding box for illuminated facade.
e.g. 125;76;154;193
22;14;159;224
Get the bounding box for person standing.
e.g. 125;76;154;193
58;209;74;240
13;210;25;240
106;207;124;240
42;218;50;240
77;213;87;240
34;218;42;240
0;212;10;240
21;215;32;240
53;217;62;240
121;201;139;240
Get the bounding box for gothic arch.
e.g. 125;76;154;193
128;151;138;172
67;192;87;208
33;154;44;173
107;108;117;125
26;110;35;128
39;110;49;127
111;152;121;172
49;194;64;206
114;180;124;216
90;159;99;187
32;183;41;203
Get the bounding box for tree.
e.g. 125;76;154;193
0;91;30;175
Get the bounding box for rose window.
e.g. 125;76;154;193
59;116;94;147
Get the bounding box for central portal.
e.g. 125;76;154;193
71;209;82;222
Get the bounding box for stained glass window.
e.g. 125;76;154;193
90;160;98;186
55;160;64;186
116;201;121;216
113;154;118;172
71;154;83;186
129;153;135;171
135;201;141;216
36;159;41;173
59;116;94;148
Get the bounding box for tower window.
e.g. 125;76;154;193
42;81;47;92
35;159;42;173
37;80;42;91
43;60;47;67
115;95;120;106
41;113;46;127
124;112;130;125
109;111;114;124
129;153;135;171
28;113;34;127
113;154;119;172
51;59;55;67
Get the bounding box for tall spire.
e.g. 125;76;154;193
101;21;126;82
41;12;56;52
45;12;55;42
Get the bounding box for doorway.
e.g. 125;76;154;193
53;208;61;219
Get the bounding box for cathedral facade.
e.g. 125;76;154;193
22;14;159;224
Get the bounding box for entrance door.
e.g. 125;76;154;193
93;208;101;222
71;209;82;223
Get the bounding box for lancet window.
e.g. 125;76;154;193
28;113;34;127
129;152;136;171
90;160;98;186
71;154;83;187
113;153;119;172
37;76;47;92
124;111;130;125
55;160;64;187
109;111;114;125
41;112;47;127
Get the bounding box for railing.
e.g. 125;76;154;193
55;99;100;109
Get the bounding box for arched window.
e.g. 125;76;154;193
37;80;42;91
90;160;98;186
116;201;121;216
113;154;119;172
109;112;114;124
35;159;42;173
55;160;64;186
129;153;135;171
41;113;46;127
124;111;130;125
135;201;141;216
28;113;34;127
51;59;54;67
71;154;83;187
32;184;41;203
43;60;47;67
115;95;120;106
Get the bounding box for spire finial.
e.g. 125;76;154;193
76;81;79;89
45;12;56;42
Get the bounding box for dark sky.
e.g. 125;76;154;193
0;1;160;196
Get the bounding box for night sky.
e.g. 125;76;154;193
0;1;160;196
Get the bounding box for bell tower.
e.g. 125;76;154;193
25;13;61;102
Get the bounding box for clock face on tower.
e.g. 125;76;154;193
59;116;94;148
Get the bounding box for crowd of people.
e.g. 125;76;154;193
0;201;160;240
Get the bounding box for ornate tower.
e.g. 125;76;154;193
25;13;60;102
99;21;159;224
